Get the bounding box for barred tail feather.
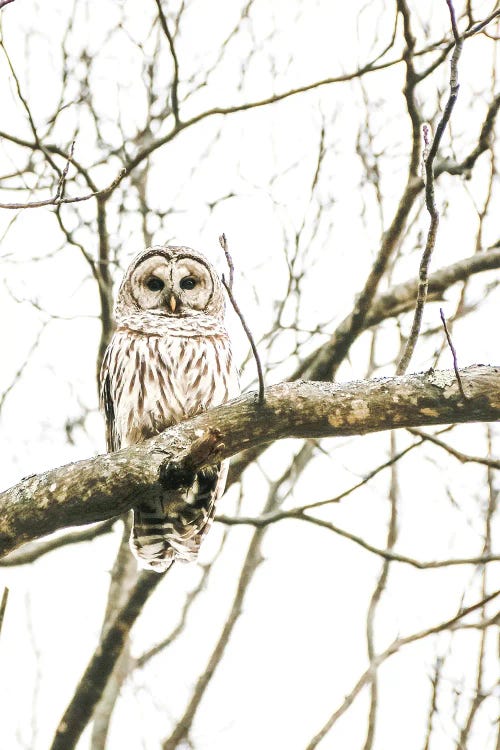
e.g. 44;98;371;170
130;462;228;572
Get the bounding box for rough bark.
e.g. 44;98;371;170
50;568;164;750
90;522;137;750
1;365;499;558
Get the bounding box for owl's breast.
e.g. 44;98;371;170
107;330;236;448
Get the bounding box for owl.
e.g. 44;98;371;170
99;244;239;572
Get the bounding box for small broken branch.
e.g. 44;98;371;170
439;307;467;400
0;587;8;636
219;233;265;403
54;139;75;202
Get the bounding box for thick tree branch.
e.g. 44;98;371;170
295;247;500;381
0;519;117;567
228;248;500;485
50;569;165;750
1;366;499;559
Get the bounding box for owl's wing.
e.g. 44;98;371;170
99;345;119;453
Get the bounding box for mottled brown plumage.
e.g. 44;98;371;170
99;245;239;571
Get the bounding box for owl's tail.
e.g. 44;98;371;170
129;463;227;572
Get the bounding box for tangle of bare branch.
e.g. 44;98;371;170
397;0;464;375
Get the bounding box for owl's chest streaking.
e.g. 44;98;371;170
102;327;235;449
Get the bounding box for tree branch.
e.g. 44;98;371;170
0;168;125;209
396;0;463;375
1;366;499;559
0;519;117;567
50;569;165;750
154;0;181;125
295;247;500;381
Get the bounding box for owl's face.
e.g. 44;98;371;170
130;254;214;314
115;245;225;320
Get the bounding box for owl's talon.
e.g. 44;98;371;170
159;460;196;489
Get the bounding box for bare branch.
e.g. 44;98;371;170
161;446;310;749
154;0;181;125
296;247;500;381
0;168;126;209
219;233;265;403
0;587;8;636
217;510;500;570
135;564;210;669
397;0;463;375
0;520;117;567
219;232;234;291
397;0;422;176
0;324;47;414
408;428;500;470
1;366;499;559
439;308;467;400
50;569;166;750
229;247;500;487
362;433;399;750
305;588;500;749
422;657;444;750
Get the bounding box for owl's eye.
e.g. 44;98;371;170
180;276;197;291
146;276;165;292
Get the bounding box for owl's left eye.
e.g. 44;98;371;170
180;276;197;290
146;276;165;292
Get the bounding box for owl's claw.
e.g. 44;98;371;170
159;460;196;489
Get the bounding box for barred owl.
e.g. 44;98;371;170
99;244;239;572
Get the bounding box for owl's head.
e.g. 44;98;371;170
115;245;225;320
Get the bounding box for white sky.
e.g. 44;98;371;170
0;1;499;749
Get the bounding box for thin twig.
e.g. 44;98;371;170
219;233;265;403
154;0;181;124
362;432;399;750
135;564;210;668
54;140;75;202
439;308;467;400
217;510;500;570
467;7;500;36
423;657;444;750
0;587;8;635
219;232;234;290
409;427;500;469
397;0;463;375
162;446;311;749
305;589;500;749
0;323;47;413
0;168;126;209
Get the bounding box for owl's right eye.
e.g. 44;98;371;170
146;276;165;292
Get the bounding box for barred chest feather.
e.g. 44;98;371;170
105;326;236;447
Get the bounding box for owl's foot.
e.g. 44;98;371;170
159;460;196;489
159;429;224;490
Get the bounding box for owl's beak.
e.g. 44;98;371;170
168;294;178;313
